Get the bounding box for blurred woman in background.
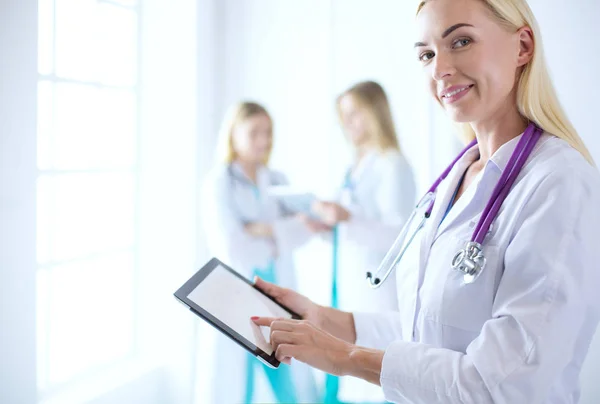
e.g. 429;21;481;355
308;81;417;403
201;101;317;403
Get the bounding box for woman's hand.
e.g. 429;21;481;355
254;277;322;326
253;279;382;382
312;201;351;226
252;317;354;375
253;280;349;372
244;222;273;238
297;213;333;233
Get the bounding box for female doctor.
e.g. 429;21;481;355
252;0;600;403
201;102;317;403
308;81;416;403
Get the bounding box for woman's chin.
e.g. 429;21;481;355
444;106;478;124
251;153;268;163
348;135;367;148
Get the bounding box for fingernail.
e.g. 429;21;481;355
251;316;259;321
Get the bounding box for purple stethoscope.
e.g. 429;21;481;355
367;122;543;286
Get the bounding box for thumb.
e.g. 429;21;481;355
254;276;287;302
254;276;277;295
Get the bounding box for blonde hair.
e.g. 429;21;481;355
217;101;273;165
417;0;595;166
337;81;401;153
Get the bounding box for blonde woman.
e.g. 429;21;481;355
201;102;317;403
252;1;600;403
308;81;416;403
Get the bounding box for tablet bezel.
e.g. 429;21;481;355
173;257;301;368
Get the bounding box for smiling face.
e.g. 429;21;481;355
415;0;528;125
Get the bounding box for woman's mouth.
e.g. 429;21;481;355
440;85;474;104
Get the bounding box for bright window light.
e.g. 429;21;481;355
36;0;140;397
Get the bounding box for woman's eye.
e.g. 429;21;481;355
419;51;435;62
453;38;471;48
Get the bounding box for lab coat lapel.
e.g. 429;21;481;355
349;151;377;188
339;152;376;205
434;170;479;241
255;165;271;200
417;169;459;272
417;148;480;272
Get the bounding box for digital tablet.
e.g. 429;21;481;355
267;185;318;217
173;257;300;368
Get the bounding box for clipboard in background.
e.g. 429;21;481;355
267;185;319;219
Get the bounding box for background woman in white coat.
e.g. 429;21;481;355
252;0;600;403
310;81;416;403
201;102;317;403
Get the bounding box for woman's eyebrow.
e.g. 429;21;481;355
414;23;475;47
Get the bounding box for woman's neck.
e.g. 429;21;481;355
355;145;374;164
237;159;259;183
471;102;528;164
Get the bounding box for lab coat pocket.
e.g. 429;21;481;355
440;237;502;349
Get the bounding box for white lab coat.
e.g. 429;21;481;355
353;134;600;403
201;162;317;404
335;149;416;402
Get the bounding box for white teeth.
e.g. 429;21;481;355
444;86;469;97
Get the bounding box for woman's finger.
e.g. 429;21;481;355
270;330;303;349
251;317;298;331
269;319;299;331
272;320;300;343
254;276;285;299
250;316;276;327
275;344;300;363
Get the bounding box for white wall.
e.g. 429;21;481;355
137;0;199;402
209;0;600;403
0;0;38;402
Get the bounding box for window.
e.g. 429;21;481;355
36;0;140;397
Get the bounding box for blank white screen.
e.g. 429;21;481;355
187;264;292;355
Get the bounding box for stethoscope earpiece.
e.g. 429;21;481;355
366;272;381;288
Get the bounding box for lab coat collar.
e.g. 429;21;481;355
487;133;525;173
418;144;481;268
348;149;378;185
230;161;269;188
429;132;532;245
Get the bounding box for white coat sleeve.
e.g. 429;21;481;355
202;172;272;272
378;170;600;404
353;311;404;350
344;155;416;252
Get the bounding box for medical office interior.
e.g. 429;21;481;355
2;0;600;403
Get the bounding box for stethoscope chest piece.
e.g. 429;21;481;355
451;241;486;284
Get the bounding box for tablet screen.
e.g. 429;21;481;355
186;263;292;355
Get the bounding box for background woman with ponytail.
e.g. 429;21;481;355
309;81;416;403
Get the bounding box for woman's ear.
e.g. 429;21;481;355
516;26;535;67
